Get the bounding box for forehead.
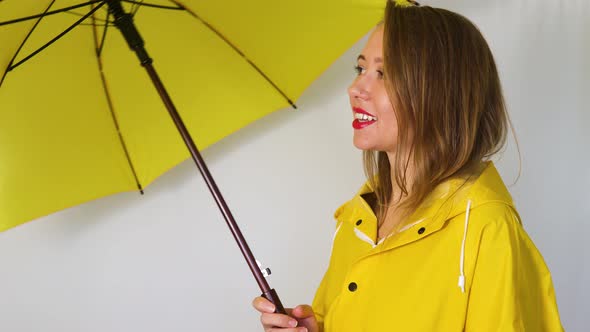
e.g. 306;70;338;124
360;25;384;58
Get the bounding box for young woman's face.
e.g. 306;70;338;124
348;25;398;153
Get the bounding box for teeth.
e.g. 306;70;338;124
355;113;377;121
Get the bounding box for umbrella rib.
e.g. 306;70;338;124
71;23;116;27
97;11;111;57
7;2;107;73
129;0;140;15
120;0;184;10
91;11;145;194
63;10;113;25
0;0;103;26
0;0;57;88
131;0;144;16
172;1;297;109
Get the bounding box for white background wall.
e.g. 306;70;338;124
0;0;588;331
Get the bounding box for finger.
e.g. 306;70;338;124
290;305;315;319
268;328;308;332
260;313;299;329
252;296;275;313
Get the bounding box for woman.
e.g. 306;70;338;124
253;1;564;331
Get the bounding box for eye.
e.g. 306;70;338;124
377;70;384;79
354;65;365;75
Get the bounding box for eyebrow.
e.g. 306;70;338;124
357;54;383;63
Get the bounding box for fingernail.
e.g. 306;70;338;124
265;304;275;312
300;328;308;332
289;319;298;327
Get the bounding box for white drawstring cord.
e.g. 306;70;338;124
330;222;343;253
458;200;472;293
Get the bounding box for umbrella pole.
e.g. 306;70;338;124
105;0;286;314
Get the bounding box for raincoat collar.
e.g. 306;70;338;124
334;161;513;251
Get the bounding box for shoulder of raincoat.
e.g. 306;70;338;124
312;161;563;332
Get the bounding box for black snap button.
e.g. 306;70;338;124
348;282;358;292
355;219;363;226
418;227;426;235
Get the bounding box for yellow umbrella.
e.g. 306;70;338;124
0;0;383;310
0;0;383;230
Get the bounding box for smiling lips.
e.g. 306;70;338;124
352;107;377;129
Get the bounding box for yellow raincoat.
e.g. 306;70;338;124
312;162;563;331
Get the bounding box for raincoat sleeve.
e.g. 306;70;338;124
312;270;329;331
465;204;564;331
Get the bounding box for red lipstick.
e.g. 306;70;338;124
352;107;375;117
352;107;377;130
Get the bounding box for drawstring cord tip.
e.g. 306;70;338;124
458;275;465;293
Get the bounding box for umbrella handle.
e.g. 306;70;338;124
262;289;287;314
104;0;288;315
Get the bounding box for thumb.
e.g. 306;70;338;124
291;305;318;332
291;304;315;319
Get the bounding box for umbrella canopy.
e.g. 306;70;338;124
0;0;384;231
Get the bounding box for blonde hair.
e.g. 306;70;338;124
366;2;512;222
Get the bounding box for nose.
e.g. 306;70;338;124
348;75;370;101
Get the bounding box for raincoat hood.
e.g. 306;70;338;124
335;161;511;237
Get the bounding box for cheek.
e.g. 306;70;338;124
377;101;397;127
375;86;394;111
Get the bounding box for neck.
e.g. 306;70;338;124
386;151;415;205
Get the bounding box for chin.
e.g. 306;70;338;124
352;140;397;153
352;139;373;151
